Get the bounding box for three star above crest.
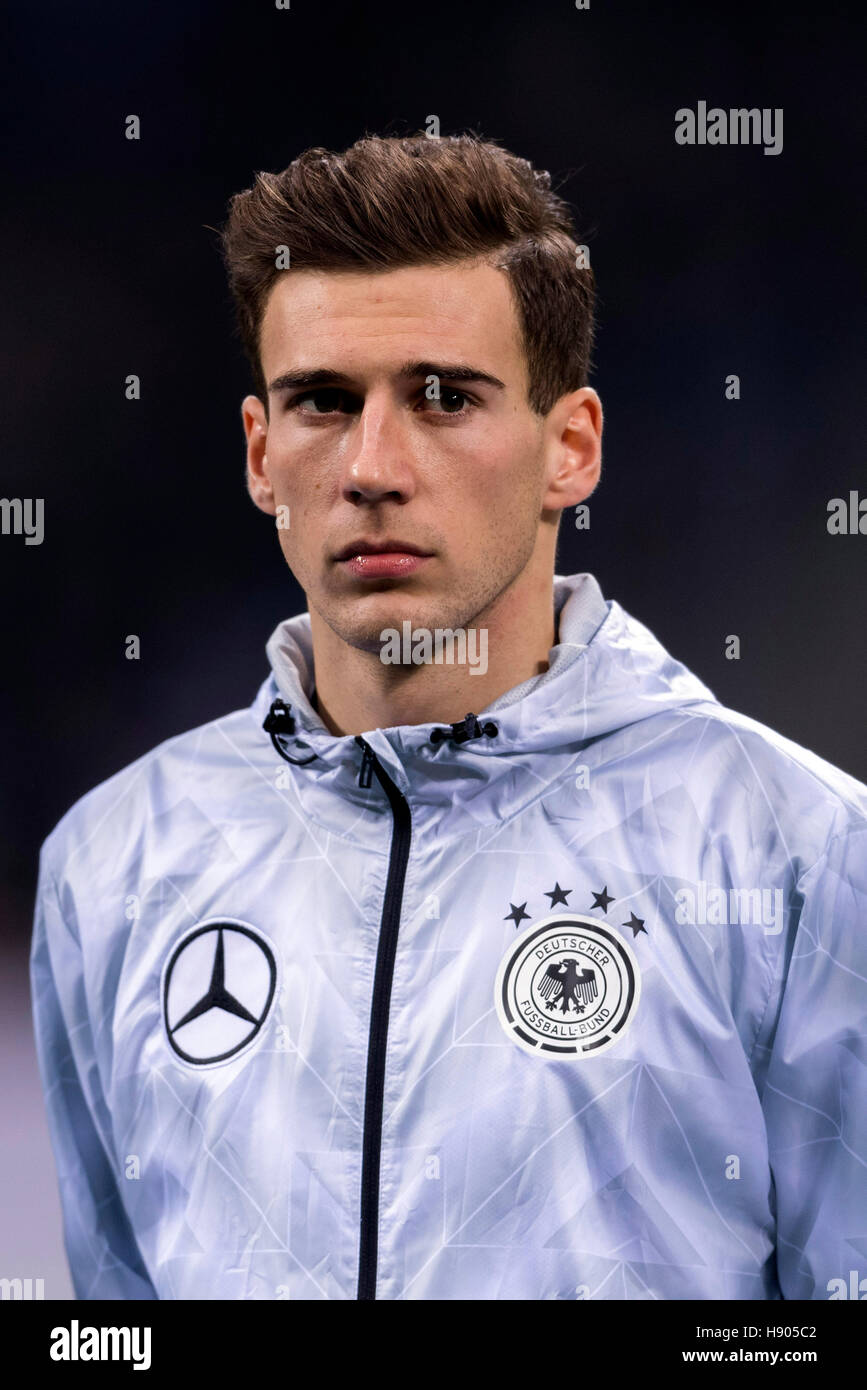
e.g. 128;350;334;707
503;883;649;938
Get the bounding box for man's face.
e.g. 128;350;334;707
245;258;582;651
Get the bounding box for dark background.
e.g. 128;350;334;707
2;0;865;937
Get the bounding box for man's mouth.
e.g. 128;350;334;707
334;539;432;561
334;539;434;579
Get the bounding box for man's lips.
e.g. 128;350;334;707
333;539;434;579
338;550;432;579
334;540;432;561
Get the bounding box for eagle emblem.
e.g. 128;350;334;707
538;958;599;1015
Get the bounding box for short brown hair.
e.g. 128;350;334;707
220;132;595;415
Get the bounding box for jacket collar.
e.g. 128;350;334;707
252;572;717;829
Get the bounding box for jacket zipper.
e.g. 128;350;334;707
354;734;412;1300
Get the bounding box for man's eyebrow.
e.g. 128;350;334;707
268;368;348;393
398;361;506;390
267;362;507;393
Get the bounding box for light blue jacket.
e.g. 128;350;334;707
30;572;867;1299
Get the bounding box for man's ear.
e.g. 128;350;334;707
242;395;276;515
542;386;603;513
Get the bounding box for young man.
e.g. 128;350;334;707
32;134;866;1301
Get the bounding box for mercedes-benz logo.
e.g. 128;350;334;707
162;919;278;1066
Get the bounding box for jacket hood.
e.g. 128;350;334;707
251;573;718;830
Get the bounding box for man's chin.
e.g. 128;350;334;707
314;585;462;654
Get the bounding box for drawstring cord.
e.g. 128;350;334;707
429;712;499;746
263;699;319;767
263;700;500;780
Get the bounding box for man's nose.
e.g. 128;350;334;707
340;394;416;503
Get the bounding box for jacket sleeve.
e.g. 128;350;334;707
30;845;157;1300
758;819;867;1299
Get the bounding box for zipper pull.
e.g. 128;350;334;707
358;741;375;788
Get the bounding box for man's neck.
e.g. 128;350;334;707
309;572;558;737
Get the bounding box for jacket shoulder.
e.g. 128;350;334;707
664;697;867;844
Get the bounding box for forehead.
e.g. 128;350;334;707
259;259;527;383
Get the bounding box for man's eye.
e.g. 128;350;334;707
421;387;472;415
286;386;473;416
290;389;350;414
